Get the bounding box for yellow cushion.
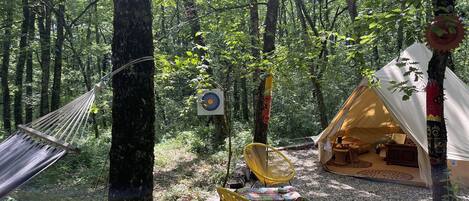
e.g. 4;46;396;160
217;187;249;201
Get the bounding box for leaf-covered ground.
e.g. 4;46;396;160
2;135;229;201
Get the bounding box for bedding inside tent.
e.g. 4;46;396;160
323;87;425;185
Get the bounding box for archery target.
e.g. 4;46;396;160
197;89;224;115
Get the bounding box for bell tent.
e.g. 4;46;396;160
317;43;469;187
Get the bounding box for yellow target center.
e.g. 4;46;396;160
207;98;214;105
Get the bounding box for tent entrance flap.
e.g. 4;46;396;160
332;88;402;143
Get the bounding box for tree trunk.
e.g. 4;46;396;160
249;0;260;124
254;0;279;144
396;0;405;51
183;0;207;59
183;0;229;147
1;0;14;133
249;0;260;59
95;2;102;77
38;3;52;116
241;75;249;122
85;6;100;138
108;0;155;200
14;0;31;126
51;3;65;111
346;0;357;22
345;0;363;83
25;13;35;123
427;53;456;201
262;0;279;55
233;74;240;119
295;0;329;129
426;1;457;200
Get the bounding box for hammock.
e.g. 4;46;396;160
0;56;153;199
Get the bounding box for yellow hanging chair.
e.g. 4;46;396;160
243;143;296;186
217;187;249;201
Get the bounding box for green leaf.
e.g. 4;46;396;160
431;26;447;37
402;94;410;101
90;104;99;114
396;62;406;68
195;31;204;37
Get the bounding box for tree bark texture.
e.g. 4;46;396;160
233;74;240;118
51;4;65;111
241;75;249;122
25;13;35;123
346;0;357;22
183;0;207;62
427;54;454;200
1;0;14;133
38;3;51;116
254;0;279;144
311;76;328;129
426;0;456;200
249;0;260;124
14;0;31;126
108;0;155;200
249;0;260;59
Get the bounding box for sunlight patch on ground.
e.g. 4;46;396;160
152;140;226;201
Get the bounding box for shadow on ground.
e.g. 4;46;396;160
286;149;468;201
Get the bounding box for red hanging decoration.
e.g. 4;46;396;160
425;15;465;52
426;80;443;121
262;96;272;124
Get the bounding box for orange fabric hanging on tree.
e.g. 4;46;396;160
262;74;273;124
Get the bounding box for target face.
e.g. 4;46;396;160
197;89;224;115
201;92;220;111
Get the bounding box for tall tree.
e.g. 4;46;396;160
108;0;156;200
51;3;65;111
38;2;52;116
253;0;279;144
249;0;260;59
25;13;36;123
183;0;229;147
14;0;31;126
426;1;457;200
295;0;330;129
1;0;14;133
240;73;249;121
248;0;260;123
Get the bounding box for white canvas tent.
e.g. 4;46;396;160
317;43;469;187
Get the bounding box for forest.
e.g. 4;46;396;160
0;0;468;200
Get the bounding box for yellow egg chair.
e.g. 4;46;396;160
243;143;296;186
217;187;249;201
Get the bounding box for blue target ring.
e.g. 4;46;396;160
202;92;220;111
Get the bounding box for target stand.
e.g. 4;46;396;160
197;89;224;116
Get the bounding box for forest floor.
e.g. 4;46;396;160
208;149;469;201
2;134;229;201
152;138;227;200
3;138;469;201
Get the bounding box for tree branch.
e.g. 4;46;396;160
329;6;348;31
207;2;267;12
71;0;100;26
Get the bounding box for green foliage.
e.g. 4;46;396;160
2;0;469;199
